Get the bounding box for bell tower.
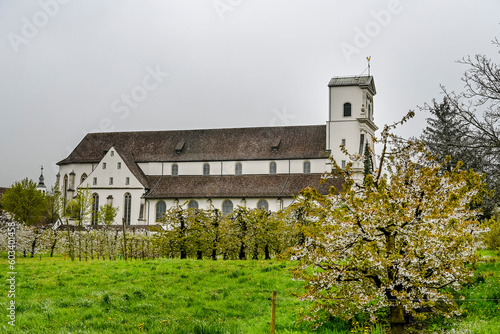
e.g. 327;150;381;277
326;76;378;172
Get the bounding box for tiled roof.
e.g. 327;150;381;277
57;125;329;165
145;174;341;199
328;76;376;94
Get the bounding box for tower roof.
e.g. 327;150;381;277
328;76;376;95
37;166;46;189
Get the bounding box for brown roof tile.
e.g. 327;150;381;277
144;174;341;199
57;125;328;165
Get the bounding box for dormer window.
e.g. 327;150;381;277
343;103;351;117
172;164;179;176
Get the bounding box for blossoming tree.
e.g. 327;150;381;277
291;113;488;333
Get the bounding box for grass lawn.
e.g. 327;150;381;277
1;252;500;333
0;256;362;334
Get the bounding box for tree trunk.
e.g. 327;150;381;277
390;305;406;334
239;243;246;260
264;244;271;260
30;235;38;258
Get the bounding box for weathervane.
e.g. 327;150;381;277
367;56;371;76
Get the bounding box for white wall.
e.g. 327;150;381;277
139;159;328;176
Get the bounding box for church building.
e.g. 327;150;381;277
57;75;377;225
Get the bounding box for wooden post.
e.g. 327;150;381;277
122;218;127;260
270;290;276;334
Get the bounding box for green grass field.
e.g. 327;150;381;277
1;252;500;333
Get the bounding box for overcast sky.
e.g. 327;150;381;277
0;0;499;188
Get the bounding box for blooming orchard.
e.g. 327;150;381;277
291;114;488;333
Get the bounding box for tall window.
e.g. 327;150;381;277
125;177;130;185
269;162;277;175
92;193;99;225
341;138;346;146
343;103;351;117
109;177;113;185
188;200;199;209
222;200;233;216
303;161;311;174
203;163;210;176
156;201;166;221
124;193;131;225
257;199;269;211
172;164;179;176
341;160;346;169
103;163;106;169
359;133;365;155
93;177;97;185
117;162;121;169
235;162;242;175
63;175;68;202
368;104;372;119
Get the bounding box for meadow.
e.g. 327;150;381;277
1;252;500;334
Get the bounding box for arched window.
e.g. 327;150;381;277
123;193;132;225
303;161;311;174
257;199;269;212
188;200;199;210
343;103;351;117
81;173;87;184
63;174;68;203
156;201;166;221
269;162;277;175
203;163;210;176
235;162;242;175
222;200;233;216
92;193;99;225
172;164;178;176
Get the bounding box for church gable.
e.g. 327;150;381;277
81;147;146;189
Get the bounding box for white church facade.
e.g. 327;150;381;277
57;76;377;225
